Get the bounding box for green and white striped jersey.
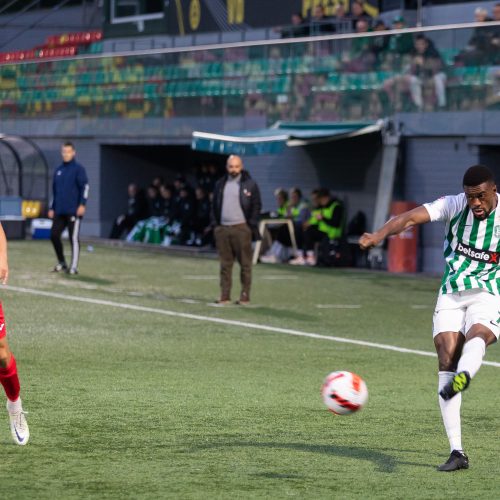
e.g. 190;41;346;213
424;193;500;295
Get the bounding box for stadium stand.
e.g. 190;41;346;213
0;30;102;63
0;23;499;124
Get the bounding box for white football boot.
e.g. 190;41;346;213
7;400;29;445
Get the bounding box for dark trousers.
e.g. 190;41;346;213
109;214;136;239
275;221;304;249
51;214;82;270
303;225;325;253
214;224;252;300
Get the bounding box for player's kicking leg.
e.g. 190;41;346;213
439;325;496;401
0;330;29;445
434;330;468;471
434;319;497;470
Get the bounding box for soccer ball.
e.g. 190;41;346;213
321;371;368;415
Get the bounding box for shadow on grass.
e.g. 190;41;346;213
188;441;434;473
234;306;317;323
62;275;115;285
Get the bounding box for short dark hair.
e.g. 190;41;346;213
63;141;75;149
463;165;495;186
316;187;330;198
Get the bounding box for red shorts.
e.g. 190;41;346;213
0;302;6;339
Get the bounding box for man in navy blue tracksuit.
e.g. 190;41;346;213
48;142;89;275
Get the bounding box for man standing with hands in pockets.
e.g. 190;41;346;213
211;155;262;305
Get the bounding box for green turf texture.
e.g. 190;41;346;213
1;241;499;499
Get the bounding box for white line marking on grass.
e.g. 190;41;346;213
6;285;500;368
183;275;218;280
179;299;200;304
261;275;298;280
316;304;361;309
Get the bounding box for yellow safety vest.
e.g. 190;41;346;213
308;208;322;226
277;203;288;217
290;201;308;221
318;201;343;240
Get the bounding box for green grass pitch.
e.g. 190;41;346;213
1;241;500;499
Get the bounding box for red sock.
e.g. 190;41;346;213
0;354;20;402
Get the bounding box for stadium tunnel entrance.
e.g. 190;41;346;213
100;144;225;237
99;128;399;243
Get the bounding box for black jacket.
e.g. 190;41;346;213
211;170;262;241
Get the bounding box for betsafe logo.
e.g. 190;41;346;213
456;242;499;264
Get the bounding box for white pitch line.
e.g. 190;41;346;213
316;304;361;309
261;275;298;280
5;285;500;368
183;275;218;280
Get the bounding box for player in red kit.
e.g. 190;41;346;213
0;223;29;445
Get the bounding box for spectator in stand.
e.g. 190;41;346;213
455;7;492;66
387;16;414;59
281;13;309;38
487;3;500;63
384;34;446;111
193;186;211;246
475;6;491;21
309;5;335;35
349;0;369;31
109;183;148;239
290;188;344;266
345;19;376;72
371;19;390;66
493;2;500;21
146;185;163;217
334;3;348;25
408;34;447;110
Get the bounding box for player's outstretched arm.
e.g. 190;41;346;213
359;205;430;250
0;223;8;285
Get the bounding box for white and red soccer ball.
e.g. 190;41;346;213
321;371;368;415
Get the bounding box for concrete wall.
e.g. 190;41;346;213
403;137;480;273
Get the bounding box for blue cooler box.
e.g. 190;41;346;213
31;218;52;239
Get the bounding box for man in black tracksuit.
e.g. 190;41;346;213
48;142;89;275
211;155;261;304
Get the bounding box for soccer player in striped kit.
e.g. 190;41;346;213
0;223;29;445
360;165;500;472
48;142;89;275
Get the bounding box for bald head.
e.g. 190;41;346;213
226;155;244;178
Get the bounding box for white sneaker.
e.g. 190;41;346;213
7;400;29;445
305;254;317;266
289;255;306;265
260;254;278;264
